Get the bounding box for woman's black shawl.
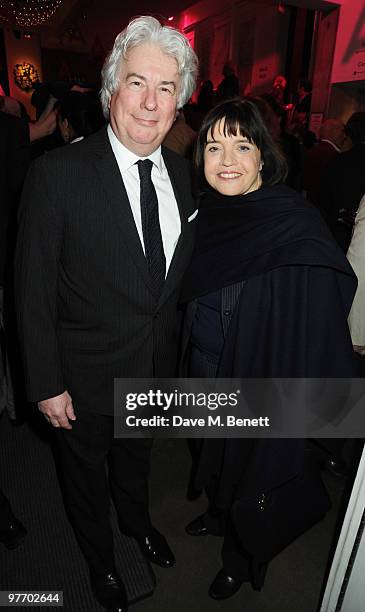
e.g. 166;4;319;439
181;184;357;559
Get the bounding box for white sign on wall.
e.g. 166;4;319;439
331;0;365;84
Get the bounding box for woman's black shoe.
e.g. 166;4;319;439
208;569;244;600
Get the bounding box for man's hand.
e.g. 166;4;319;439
38;391;76;429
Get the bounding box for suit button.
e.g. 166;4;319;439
223;309;231;316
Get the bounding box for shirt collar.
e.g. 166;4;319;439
70;136;84;144
107;124;163;173
321;138;341;153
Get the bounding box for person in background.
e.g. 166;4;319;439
0;107;31;555
197;79;214;114
304;118;352;479
56;90;105;145
0;91;56;427
270;74;288;109
303;118;346;207
216;62;240;103
163;108;196;158
291;78;312;127
347;193;365;355
15;16;198;612
0;95;26;118
180;98;356;601
319;112;365;252
0;110;30;420
249;95;302;191
0;94;56;143
184;79;216;132
322;191;365;480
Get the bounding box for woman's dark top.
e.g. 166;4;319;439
190;290;223;366
189;282;248;376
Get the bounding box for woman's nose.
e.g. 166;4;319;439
221;150;235;166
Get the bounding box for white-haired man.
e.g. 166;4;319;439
15;16;198;612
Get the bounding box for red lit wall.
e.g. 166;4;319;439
3;27;42;119
330;0;365;84
177;0;289;97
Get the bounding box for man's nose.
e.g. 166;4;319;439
142;87;158;111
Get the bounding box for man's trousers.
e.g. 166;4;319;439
55;409;153;575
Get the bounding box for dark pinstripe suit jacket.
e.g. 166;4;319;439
15;127;196;414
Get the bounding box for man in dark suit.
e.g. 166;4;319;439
15;16;198;612
303;118;345;207
0;106;60;424
0;110;30;297
319;112;365;252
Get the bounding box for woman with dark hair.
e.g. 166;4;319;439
180;99;356;600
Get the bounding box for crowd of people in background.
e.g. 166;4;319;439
0;65;355;184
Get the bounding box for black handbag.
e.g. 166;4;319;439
231;466;331;564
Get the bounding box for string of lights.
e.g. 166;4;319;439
0;0;63;27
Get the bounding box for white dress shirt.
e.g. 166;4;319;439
107;124;181;275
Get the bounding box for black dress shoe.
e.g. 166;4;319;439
185;514;209;536
138;528;175;568
209;569;244;600
90;572;128;611
0;519;27;550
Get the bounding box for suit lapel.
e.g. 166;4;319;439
89;130;195;303
159;147;195;305
90;128;156;295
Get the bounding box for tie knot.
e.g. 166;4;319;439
137;159;153;179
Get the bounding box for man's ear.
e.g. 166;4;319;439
58;115;68;127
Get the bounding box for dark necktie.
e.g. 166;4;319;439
137;159;166;295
